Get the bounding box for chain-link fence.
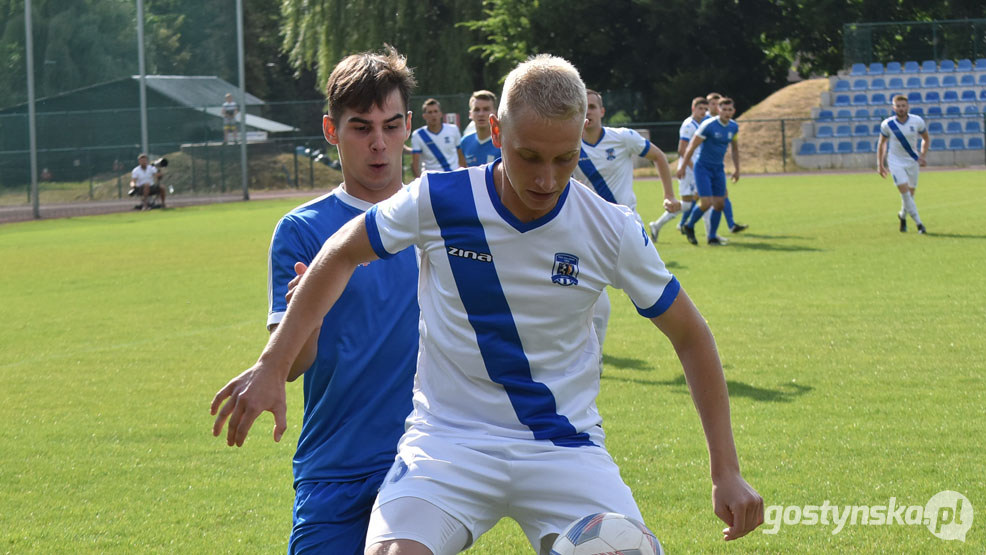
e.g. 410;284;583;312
844;19;986;67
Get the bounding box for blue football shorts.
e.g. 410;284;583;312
694;162;727;197
288;472;386;555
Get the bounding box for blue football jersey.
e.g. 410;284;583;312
460;133;501;166
268;187;419;485
695;117;738;167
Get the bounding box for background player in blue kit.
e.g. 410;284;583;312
212;54;763;555
678;97;741;246
877;95;929;234
411;98;465;177
211;46;419;555
460;90;501;166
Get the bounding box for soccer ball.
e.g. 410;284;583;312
550;512;663;555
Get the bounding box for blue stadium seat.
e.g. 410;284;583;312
926;106;942;118
887;77;904;89
942;75;958;87
798;142;817;155
870;93;887;105
818;110;834;121
852;79;868;91
969;137;984;150
835;125;851;137
853;108;870;119
956;59;973;72
852;94;868;106
868;62;884;75
834;94;851;107
817;125;833;138
920;60;937;73
945;106;961;117
946;121;963;134
855;140;873;153
885;61;902;74
903;61;920;73
833;80;850;92
928;121;943;134
870;78;886;90
959;75;974;86
923;76;940;88
853;124;870;136
939;60;956;72
907;91;922;104
835;109;852;121
910;106;924;116
980;89;986;101
960;90;976;102
837;141;853;154
905;77;921;89
931;138;947;150
966;104;981;115
975;58;986;71
948;138;965;150
924;91;940;103
979;74;986;86
872;123;882;134
850;63;867;76
966;120;983;134
943;90;959;102
818;142;835;154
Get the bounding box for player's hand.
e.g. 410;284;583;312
712;472;764;541
918;155;927;167
210;363;288;447
676;166;687;179
284;261;308;304
878;165;887;178
663;196;681;213
731;171;740;183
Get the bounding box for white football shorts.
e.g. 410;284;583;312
888;159;919;189
367;428;643;553
678;166;697;197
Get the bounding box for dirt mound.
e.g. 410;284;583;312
737;78;829;172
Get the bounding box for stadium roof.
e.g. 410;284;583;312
137;75;264;108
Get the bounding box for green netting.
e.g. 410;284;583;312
843;19;986;67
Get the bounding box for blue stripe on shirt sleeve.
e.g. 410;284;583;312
639;141;651;158
364;206;394;260
634;276;681;318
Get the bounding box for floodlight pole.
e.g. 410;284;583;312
236;0;249;200
25;0;39;219
136;0;149;155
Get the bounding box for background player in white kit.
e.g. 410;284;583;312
210;54;763;555
877;95;929;234
649;96;709;241
411;98;465;177
573;88;678;373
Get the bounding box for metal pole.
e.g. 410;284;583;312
236;0;249;200
136;0;149;155
780;120;787;173
293;145;299;188
25;0;40;219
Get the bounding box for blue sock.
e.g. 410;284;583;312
723;198;735;228
709;209;722;239
686;204;706;228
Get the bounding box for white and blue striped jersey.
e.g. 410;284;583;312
573;127;651;212
365;163;680;447
411;123;462;172
268;187;419;485
695;117;738;167
880;114;926;165
681;116;704;164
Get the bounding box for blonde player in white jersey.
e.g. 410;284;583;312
211;54;763;555
649;96;709;241
573;89;678;373
877;95;930;234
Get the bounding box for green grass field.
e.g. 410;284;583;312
1;170;983;553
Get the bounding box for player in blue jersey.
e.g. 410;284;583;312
678;97;742;246
701;93;747;239
212;55;763;554
411;98;465;177
210;46;419;555
460;90;501;167
648;96;709;241
877;95;929;234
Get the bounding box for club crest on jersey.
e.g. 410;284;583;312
605;148;616;161
551;253;580;286
446;246;493;262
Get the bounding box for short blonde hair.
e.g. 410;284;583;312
499;54;586;123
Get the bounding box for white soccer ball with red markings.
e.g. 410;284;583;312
550;512;663;555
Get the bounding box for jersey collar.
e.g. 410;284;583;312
485;160;570;233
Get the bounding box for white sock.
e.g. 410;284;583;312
652;210;678;231
676;201;693;228
903;193;922;226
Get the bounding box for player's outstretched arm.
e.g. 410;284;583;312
676;136;704;179
210;216;378;447
645;143;680;213
651;290;763;540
